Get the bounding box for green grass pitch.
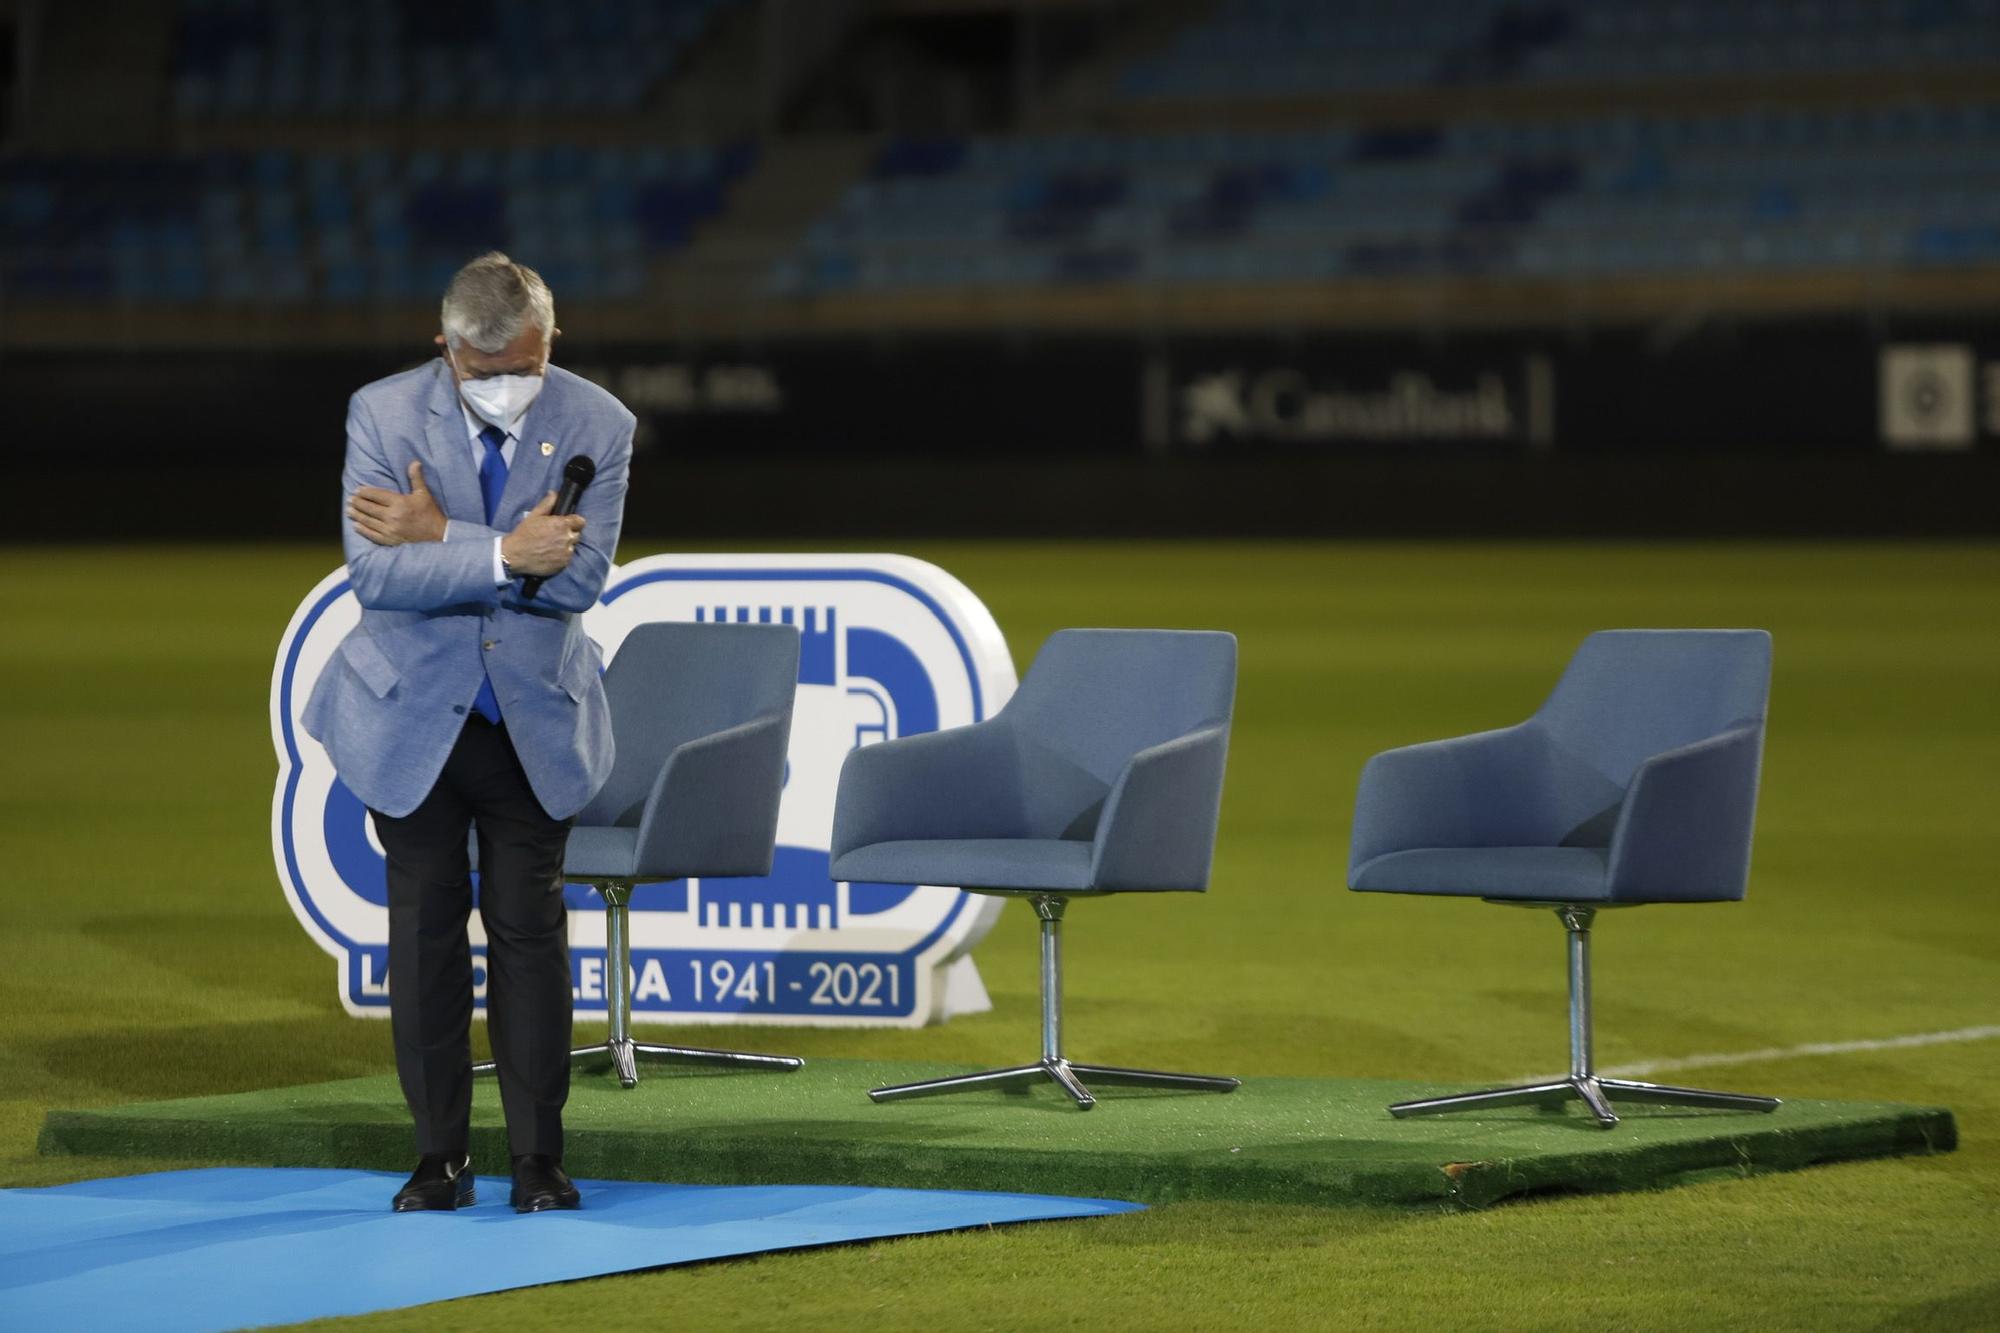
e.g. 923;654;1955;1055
3;541;1997;1331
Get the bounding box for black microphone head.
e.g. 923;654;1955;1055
562;455;597;488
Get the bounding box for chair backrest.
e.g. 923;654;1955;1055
1538;630;1770;780
1531;629;1770;845
1001;628;1237;840
577;622;800;829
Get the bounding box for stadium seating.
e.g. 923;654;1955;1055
4;0;1995;312
763;104;2000;295
1122;0;2000;101
171;0;742;119
0;142;755;304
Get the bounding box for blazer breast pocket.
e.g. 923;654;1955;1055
339;635;400;700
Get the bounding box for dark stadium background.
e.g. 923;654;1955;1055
5;0;1997;540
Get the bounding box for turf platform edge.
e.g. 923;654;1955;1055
35;1063;1958;1212
1437;1106;1958;1207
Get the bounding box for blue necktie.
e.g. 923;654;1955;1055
472;425;507;725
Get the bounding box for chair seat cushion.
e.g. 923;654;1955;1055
562;826;640;879
832;838;1097;892
1350;846;1611;901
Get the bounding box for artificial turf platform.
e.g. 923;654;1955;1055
38;1061;1954;1211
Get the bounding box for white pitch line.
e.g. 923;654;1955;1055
1517;1024;2000;1084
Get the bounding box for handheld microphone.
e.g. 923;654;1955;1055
521;454;597;601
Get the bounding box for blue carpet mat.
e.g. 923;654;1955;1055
0;1168;1141;1332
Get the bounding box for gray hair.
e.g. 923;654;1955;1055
439;252;555;353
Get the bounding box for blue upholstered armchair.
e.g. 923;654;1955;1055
1349;629;1781;1127
475;621;803;1089
831;629;1241;1109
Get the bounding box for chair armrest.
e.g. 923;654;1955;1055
632;711;792;881
1606;724;1764;903
829;720;1022;862
1347;722;1553;878
1090;724;1231;891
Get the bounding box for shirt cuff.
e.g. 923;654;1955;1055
492;536;509;586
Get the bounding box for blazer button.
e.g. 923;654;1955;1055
483;640;496;650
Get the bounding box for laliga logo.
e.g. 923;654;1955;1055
272;554;1017;1027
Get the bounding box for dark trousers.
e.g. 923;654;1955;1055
371;717;573;1160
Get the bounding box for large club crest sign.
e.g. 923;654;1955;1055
271;554;1016;1027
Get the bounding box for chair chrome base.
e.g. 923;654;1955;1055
1390;1074;1780;1127
868;895;1240;1110
871;1058;1240;1109
473;881;802;1091
1389;904;1779;1129
477;1040;804;1091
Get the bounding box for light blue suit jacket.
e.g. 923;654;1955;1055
304;358;635;819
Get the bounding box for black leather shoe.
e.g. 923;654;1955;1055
509;1154;580;1213
392;1153;474;1212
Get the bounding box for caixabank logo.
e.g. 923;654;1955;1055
271;554;1016;1027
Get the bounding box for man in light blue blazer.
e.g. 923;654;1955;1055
304;253;633;1215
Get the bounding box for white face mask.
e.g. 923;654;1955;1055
451;351;546;429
